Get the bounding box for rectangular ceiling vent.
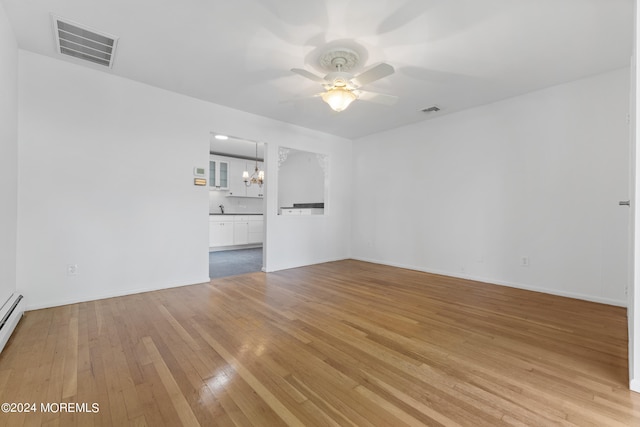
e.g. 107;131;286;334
421;105;441;113
52;16;118;68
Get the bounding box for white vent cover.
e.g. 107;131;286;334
52;16;118;68
421;105;441;113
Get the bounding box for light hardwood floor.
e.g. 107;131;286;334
1;260;639;426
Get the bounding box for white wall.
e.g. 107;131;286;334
208;191;264;214
0;3;18;307
263;130;351;272
352;68;630;306
17;51;351;309
629;0;639;393
258;136;350;272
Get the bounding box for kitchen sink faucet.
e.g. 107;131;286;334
219;204;224;214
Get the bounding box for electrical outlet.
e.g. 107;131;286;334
521;256;529;267
67;264;78;276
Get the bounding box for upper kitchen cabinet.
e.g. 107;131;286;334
228;158;264;198
209;156;229;191
210;133;265;197
228;158;247;197
245;161;264;198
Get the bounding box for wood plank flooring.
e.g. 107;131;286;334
1;259;639;426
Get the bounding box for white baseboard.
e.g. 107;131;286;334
0;293;25;353
25;276;211;311
209;244;262;252
351;256;627;308
630;379;640;393
25;256;627;311
263;256;350;273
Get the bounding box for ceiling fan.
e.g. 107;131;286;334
290;48;397;112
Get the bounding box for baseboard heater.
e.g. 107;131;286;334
0;293;25;354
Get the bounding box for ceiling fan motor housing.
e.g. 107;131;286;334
324;71;353;88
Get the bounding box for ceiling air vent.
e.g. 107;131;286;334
52;16;118;68
421;105;441;113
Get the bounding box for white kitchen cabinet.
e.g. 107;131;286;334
233;216;250;245
280;208;301;215
280;208;324;215
247;217;264;243
227;158;247;197
209;215;264;248
245;161;264;198
209;219;234;246
209;156;229;191
227;158;264;198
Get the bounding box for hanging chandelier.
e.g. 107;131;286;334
243;142;264;187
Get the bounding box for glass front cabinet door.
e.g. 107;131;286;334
209;156;229;191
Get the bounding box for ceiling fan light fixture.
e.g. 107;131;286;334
291;46;395;112
321;87;357;112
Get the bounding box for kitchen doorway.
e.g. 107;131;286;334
208;132;266;279
209;247;262;278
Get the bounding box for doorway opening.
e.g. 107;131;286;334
209;247;262;279
208;132;266;279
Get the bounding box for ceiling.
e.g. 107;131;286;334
210;133;265;159
2;0;633;140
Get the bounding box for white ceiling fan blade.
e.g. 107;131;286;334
351;63;395;87
279;92;323;104
357;90;398;106
290;68;326;83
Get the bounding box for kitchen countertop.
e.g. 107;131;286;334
280;203;325;209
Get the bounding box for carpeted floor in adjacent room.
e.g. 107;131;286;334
209;247;263;279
